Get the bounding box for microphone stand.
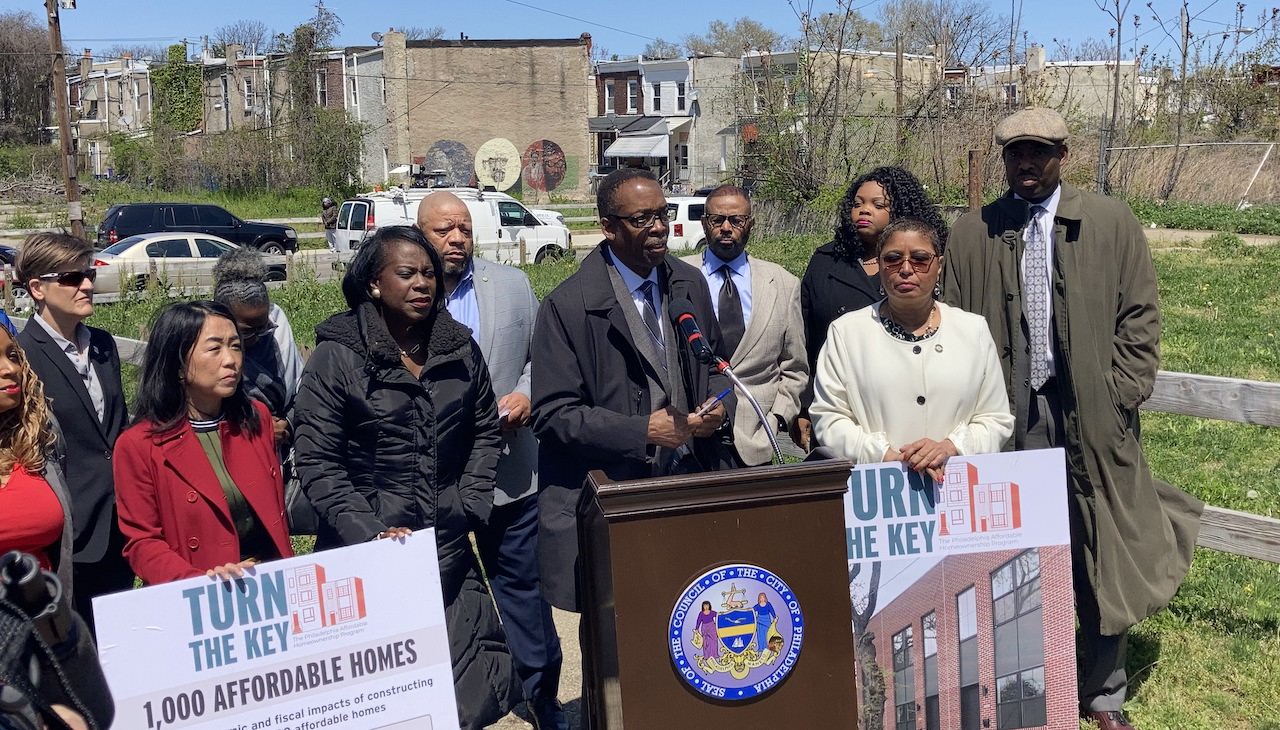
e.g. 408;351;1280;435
714;360;785;466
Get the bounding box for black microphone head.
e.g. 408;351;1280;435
668;297;697;324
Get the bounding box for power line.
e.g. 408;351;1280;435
496;0;658;42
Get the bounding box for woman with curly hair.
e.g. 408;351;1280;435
793;166;948;450
0;327;115;730
0;326;73;591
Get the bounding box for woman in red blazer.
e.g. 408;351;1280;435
114;301;292;585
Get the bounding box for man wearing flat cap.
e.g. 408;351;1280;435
943;107;1203;730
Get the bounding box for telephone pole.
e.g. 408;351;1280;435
45;0;85;239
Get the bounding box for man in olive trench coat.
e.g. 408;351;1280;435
943;108;1203;730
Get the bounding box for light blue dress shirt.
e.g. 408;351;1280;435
444;263;480;343
700;250;753;327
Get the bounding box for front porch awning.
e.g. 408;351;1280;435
603;135;669;158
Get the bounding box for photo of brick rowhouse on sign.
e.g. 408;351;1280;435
845;449;1079;730
93;535;459;730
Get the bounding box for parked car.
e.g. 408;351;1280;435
665;196;708;252
96;203;298;254
336;187;571;264
91;232;286;295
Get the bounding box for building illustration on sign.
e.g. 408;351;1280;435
938;461;1022;536
286;564;367;634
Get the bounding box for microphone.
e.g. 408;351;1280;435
668;298;719;365
667;298;784;464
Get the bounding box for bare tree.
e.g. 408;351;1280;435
0;11;53;145
99;43;170;62
684;18;788;56
212;19;272;56
802;6;884;49
879;0;1012;67
850;561;886;729
643;37;684;59
1050;36;1117;61
394;25;445;41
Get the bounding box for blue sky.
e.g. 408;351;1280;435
3;0;1270;64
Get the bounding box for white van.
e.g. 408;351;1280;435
665;196;708;252
335;187;571;264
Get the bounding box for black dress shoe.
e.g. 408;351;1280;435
530;697;568;730
1086;710;1135;730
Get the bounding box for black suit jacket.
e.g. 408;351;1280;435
532;246;738;611
20;320;129;564
798;241;881;413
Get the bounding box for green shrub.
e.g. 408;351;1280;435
1127;198;1280;236
1203;232;1249;257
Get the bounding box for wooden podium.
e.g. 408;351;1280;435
578;460;860;727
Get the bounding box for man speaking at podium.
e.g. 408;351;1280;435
532;168;738;613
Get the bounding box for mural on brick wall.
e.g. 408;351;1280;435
522;139;568;192
843;450;1078;730
422;137;576;194
474;138;522;192
425;140;475;187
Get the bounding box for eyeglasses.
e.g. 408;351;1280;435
240;322;278;341
606;210;668;230
702;214;752;229
36;269;97;287
880;251;938;273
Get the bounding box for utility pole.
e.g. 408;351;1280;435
45;0;84;239
1161;2;1190;201
895;35;905;161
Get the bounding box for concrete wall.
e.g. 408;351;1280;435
688;55;740;189
348;49;390;185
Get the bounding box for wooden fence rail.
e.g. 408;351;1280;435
1141;371;1280;563
8;280;1277;562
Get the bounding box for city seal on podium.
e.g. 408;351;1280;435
668;563;804;701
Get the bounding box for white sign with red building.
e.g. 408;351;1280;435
845;448;1079;730
94;534;458;730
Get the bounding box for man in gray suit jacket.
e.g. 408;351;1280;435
681;185;807;466
418;194;565;730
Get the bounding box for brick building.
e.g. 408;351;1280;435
864;546;1077;730
381;32;593;200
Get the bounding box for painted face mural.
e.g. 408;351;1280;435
521;139;567;192
424;140;474;187
474;138;521;191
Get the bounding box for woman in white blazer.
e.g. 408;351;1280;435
811;218;1014;480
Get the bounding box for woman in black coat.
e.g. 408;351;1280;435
292;226;519;729
793;166;949;450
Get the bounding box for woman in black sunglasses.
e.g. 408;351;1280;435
15;232;134;632
810;218;1013;481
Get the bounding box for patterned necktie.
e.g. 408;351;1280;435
1024;205;1050;390
717;264;745;358
638;280;666;366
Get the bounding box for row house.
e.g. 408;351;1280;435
197;33;593;199
590;54;739;191
66;50;153;177
953;46;1159;124
200;44;347;134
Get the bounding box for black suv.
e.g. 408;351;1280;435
96;203;298;254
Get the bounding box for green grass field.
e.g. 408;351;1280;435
84;235;1280;729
